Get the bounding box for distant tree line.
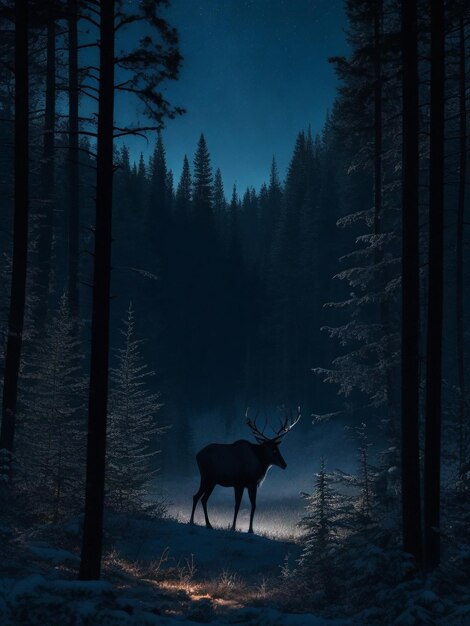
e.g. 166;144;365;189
109;128;343;475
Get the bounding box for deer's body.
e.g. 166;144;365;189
196;440;278;488
190;409;300;533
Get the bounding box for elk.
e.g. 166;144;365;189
190;407;301;533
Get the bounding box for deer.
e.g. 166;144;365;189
190;407;301;533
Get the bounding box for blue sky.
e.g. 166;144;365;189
119;0;348;194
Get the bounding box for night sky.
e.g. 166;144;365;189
122;0;348;192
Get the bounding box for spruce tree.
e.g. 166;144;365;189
269;131;310;404
165;169;174;213
228;185;242;262
213;167;226;234
299;458;347;599
19;294;85;522
192;133;213;228
299;458;342;560
318;0;401;417
136;153;147;215
147;131;168;231
175;154;192;220
107;304;164;513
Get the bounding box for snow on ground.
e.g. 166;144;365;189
4;512;468;625
110;515;301;582
160;475;307;541
0;513;355;625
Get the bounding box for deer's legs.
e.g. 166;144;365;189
232;486;244;531
190;480;205;525
248;484;257;533
201;483;215;529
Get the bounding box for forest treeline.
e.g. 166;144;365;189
0;0;469;602
109;128;342;469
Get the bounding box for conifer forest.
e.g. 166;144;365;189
1;0;470;624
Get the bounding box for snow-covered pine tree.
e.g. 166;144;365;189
314;0;402;428
298;457;349;600
334;423;378;524
18;294;86;521
106;303;165;513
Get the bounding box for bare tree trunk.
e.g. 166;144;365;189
68;0;80;317
79;0;115;581
35;7;56;329
400;0;423;567
373;0;394;415
456;13;467;481
0;0;29;479
424;0;445;571
374;0;383;239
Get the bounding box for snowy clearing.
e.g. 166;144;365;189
0;513;354;625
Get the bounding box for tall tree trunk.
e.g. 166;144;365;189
35;7;56;329
373;0;394;415
424;0;445;570
400;0;423;566
456;13;467;481
79;0;115;581
373;0;383;239
68;0;80;317
0;0;29;478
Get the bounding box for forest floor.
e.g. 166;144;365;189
0;510;353;625
3;499;469;625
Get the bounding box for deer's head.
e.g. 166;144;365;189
246;406;301;469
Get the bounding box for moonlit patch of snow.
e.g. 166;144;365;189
25;542;80;564
112;516;301;581
0;521;352;625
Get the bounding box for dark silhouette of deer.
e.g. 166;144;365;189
190;407;301;533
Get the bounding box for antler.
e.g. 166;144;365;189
246;408;270;443
246;406;301;444
271;406;301;443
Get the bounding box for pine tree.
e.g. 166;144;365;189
317;0;402;416
19;294;85;522
165;169;174;213
299;458;347;598
136;152;147;215
213;167;226;234
259;157;282;268
137;152;146;180
175;154;192;220
240;187;259;266
106;303;165;512
148;131;168;226
335;423;377;523
269;131;310;404
299;458;344;559
0;0;30;479
228;184;242;260
192;133;213;228
268;157;282;218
